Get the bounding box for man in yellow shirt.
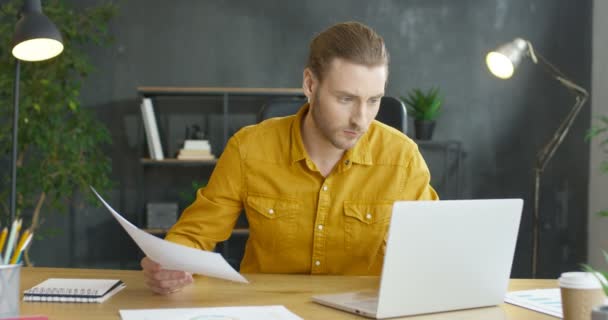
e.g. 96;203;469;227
142;21;438;294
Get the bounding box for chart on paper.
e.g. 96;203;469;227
504;288;562;318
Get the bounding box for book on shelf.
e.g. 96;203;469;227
177;139;215;160
184;139;210;150
176;154;216;161
140;98;164;160
178;149;213;156
23;278;126;303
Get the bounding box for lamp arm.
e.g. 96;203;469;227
526;41;589;96
535;94;588;172
525;43;589;171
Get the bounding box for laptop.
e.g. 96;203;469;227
312;199;523;319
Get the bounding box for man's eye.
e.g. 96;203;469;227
340;97;353;103
369;98;380;104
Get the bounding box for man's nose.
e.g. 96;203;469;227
350;103;367;129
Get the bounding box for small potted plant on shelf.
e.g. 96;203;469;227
401;87;443;140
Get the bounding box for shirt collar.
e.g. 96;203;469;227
290;104;309;163
290;103;373;166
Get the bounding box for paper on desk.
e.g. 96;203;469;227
90;187;248;284
119;305;303;320
504;288;562;318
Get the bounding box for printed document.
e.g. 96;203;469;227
504;288;562;318
91;187;248;283
120;305;302;320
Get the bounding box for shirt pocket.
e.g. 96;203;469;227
245;195;299;254
343;201;393;260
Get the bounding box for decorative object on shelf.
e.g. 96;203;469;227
185;124;207;140
486;38;589;278
145;203;178;229
400;87;442;140
0;0;116;264
140;98;164;160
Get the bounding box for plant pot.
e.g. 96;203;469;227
414;120;436;140
593;304;608;320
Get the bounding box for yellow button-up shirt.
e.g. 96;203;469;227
166;104;438;275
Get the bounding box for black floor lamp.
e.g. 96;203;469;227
485;38;589;278
8;0;63;225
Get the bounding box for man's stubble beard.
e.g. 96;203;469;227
310;90;361;151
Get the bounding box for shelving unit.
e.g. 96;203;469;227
135;87;306;268
416;140;464;199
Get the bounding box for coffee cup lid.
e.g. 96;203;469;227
558;272;605;289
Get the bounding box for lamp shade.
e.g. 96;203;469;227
486;38;528;79
11;0;63;62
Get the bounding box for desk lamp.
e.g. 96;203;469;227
9;0;63;225
486;38;588;278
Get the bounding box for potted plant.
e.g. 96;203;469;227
401;87;443;140
586;117;608;319
583;252;608;320
0;0;116;264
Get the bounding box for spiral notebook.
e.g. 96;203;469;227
23;278;125;303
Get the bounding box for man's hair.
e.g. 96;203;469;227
306;21;389;82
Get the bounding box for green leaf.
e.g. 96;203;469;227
68;100;77;112
402;87;443;120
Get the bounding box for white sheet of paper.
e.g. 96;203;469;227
91;187;248;284
504;288;562;318
119;305;303;320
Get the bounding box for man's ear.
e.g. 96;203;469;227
302;68;316;103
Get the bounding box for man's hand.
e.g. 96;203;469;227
141;256;194;294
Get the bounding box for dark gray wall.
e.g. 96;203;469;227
28;0;592;278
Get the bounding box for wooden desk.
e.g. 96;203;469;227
19;268;558;319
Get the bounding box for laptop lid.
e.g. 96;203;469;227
312;199;523;319
376;199;523;318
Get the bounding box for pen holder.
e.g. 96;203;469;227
0;264;21;317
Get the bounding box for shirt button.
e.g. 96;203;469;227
268;208;274;215
318;225;323;230
366;213;372;220
322;185;328;191
315;260;321;266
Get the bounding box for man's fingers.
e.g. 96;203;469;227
141;257;194;294
141;257;161;272
145;270;190;281
144;277;193;294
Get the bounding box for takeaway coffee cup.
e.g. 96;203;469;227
559;272;606;320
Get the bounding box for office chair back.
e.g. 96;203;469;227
257;97;306;122
258;96;407;134
377;96;407;133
